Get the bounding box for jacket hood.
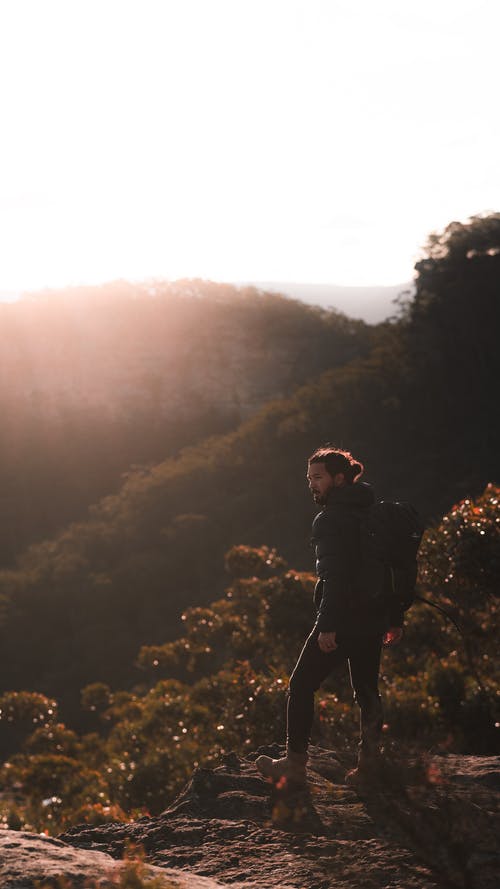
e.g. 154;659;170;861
325;481;375;509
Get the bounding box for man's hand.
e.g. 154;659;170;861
318;631;337;653
383;626;403;647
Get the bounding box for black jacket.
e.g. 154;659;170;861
312;482;403;635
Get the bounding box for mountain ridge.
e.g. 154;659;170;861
1;279;412;324
242;281;413;322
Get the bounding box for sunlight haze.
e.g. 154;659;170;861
0;0;498;295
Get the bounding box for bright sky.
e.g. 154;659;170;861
0;0;498;293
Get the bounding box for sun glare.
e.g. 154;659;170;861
0;0;498;294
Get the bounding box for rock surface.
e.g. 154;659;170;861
0;830;227;888
3;747;500;889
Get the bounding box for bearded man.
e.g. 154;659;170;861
256;446;403;786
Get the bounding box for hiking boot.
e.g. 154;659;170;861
345;750;382;787
256;748;308;785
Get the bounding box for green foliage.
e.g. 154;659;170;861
137;567;315;677
419;483;500;604
25;723;80;757
224;544;288;578
400;214;500;501
0;691;57;733
417;213;500;265
81;683;113;713
414;484;500;752
0;747;124;833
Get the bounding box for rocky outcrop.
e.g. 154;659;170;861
0;829;225;888
2;747;499;888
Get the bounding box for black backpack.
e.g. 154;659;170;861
358;500;425;612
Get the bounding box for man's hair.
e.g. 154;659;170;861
308;446;364;484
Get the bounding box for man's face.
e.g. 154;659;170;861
307;462;335;505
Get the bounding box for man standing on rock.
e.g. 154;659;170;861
256;446;403;786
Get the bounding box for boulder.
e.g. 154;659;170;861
0;829;226;888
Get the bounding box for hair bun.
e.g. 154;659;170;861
349;462;363;481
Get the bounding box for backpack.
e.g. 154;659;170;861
358;500;425;612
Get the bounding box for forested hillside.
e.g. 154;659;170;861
0;282;369;563
0;214;498;731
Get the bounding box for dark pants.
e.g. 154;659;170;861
287;625;383;755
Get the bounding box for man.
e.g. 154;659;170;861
256;446;403;786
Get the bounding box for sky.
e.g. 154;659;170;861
0;0;498;295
